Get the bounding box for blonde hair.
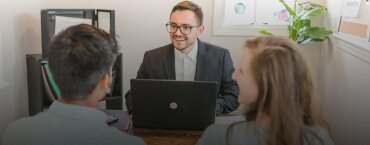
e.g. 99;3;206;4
243;36;330;145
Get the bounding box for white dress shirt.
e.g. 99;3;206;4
2;101;146;145
174;40;198;81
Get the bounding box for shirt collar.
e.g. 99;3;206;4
48;101;107;123
174;39;198;61
188;40;198;61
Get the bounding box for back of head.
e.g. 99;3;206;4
245;36;327;145
171;1;203;25
48;24;118;100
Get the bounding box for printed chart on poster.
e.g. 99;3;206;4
343;0;362;17
214;0;294;36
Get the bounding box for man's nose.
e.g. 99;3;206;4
174;27;183;35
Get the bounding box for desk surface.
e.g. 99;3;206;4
104;110;245;145
133;128;203;145
132;115;245;145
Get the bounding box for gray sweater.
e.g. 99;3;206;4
196;122;334;145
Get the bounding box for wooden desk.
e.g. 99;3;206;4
132;116;245;145
103;110;245;145
133;128;203;145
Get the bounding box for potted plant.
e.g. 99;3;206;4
260;0;332;44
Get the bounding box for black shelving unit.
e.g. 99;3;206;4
26;9;121;116
26;54;123;116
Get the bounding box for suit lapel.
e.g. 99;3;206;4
195;39;207;81
164;45;176;80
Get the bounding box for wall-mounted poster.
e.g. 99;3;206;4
214;0;294;36
222;0;293;26
344;0;362;17
255;0;293;25
224;0;255;25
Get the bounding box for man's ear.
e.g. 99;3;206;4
198;25;205;34
100;73;110;92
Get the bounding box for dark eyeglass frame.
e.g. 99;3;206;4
165;22;200;35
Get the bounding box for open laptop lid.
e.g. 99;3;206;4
130;79;217;130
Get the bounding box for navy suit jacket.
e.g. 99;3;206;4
126;39;239;114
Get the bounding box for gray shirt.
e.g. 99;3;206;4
2;101;146;145
196;122;334;145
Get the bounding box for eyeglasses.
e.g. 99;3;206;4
166;23;200;35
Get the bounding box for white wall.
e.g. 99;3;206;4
321;0;370;145
322;40;370;145
0;0;43;142
0;19;4;87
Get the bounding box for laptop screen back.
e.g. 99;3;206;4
130;79;217;130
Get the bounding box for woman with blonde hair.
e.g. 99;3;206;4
196;36;333;145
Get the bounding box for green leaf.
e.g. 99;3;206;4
288;25;292;32
292;17;302;29
288;25;298;41
299;2;324;11
299;6;327;19
292;18;310;30
301;27;332;40
300;37;314;44
279;0;296;16
259;30;273;36
301;19;311;27
297;35;307;44
276;1;332;45
298;26;309;33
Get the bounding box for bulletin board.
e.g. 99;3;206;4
213;0;294;36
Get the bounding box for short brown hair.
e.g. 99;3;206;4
171;1;203;25
48;24;119;100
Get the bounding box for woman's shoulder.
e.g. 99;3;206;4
304;125;334;145
205;123;231;132
203;122;252;136
196;122;266;145
195;124;229;145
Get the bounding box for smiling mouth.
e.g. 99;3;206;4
173;36;186;41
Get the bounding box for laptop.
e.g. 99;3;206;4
130;79;217;130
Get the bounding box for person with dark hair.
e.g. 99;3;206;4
2;24;146;145
196;36;334;145
125;1;239;114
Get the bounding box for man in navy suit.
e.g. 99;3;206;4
126;1;239;114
